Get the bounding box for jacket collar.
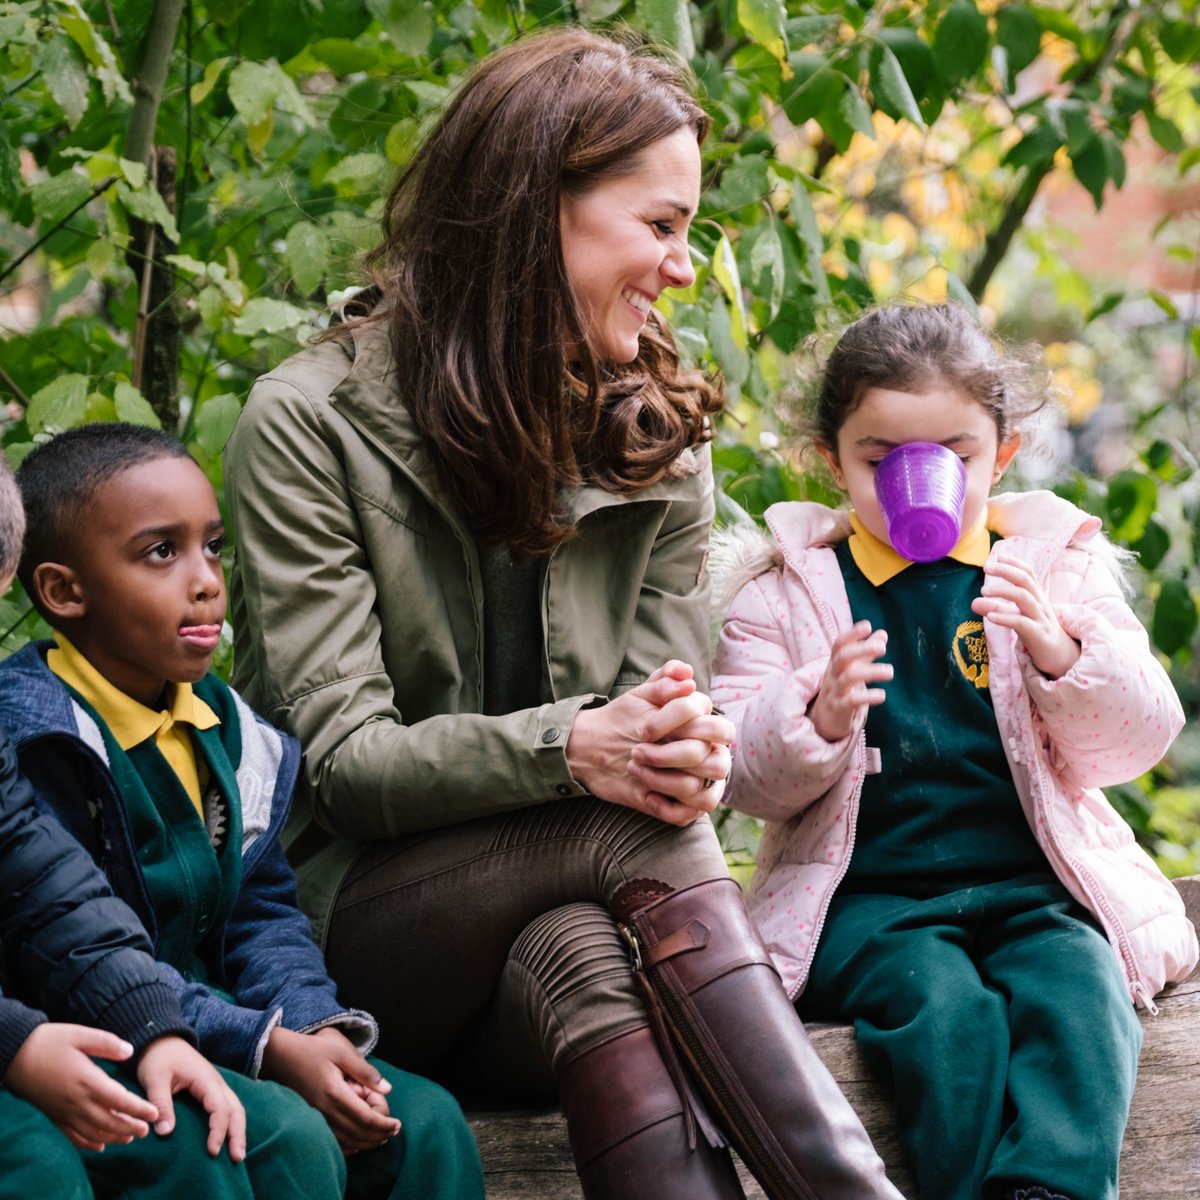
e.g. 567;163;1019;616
764;491;1101;582
328;316;711;529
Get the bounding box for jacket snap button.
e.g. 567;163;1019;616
196;915;211;934
542;728;560;744
555;784;573;797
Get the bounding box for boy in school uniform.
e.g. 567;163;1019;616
0;453;258;1199
0;422;484;1200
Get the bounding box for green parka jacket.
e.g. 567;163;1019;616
224;318;716;946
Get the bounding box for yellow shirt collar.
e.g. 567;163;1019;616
847;511;992;587
47;632;219;751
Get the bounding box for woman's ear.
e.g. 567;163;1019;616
993;431;1022;483
815;443;845;489
31;563;85;622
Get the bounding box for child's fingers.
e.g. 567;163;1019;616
62;1126;106;1153
142;1078;176;1137
644;660;695;685
84;1067;159;1127
71;1028;136;1064
334;1049;388;1095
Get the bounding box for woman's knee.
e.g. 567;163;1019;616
506;903;649;1071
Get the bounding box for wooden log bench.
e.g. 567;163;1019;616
467;876;1200;1199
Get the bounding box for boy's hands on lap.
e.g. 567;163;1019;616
973;553;1081;680
262;1025;399;1155
4;1022;157;1151
810;621;891;742
137;1035;246;1161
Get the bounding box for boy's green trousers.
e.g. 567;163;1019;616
800;875;1143;1200
0;1055;482;1200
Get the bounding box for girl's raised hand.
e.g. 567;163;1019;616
972;552;1080;680
809;621;891;743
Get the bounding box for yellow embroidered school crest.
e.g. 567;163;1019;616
953;620;989;688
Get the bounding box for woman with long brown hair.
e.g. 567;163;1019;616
225;27;900;1200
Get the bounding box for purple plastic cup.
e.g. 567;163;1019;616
873;441;967;563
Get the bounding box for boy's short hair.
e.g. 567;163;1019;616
0;454;27;588
16;423;191;604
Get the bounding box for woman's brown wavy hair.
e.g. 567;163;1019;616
355;27;724;555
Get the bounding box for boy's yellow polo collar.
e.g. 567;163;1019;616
47;632;219;750
848;511;992;586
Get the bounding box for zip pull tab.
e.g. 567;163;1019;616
619;923;644;973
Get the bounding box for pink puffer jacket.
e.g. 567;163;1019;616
712;491;1196;1009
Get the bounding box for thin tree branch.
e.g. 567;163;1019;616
0;176;117;290
0;365;31;409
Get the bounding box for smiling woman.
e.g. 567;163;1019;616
224;27;901;1200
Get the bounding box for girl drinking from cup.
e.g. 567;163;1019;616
711;302;1196;1200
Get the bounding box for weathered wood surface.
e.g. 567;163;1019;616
470;877;1200;1199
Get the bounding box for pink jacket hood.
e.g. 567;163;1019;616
712;491;1195;1008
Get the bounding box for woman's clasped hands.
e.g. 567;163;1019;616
566;661;734;826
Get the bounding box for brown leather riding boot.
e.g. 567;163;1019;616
612;877;902;1200
559;1025;746;1200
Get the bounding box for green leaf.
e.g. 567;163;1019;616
636;0;694;56
41;36;89;129
228;61;278;127
1152;578;1197;658
708;297;750;388
1085;291;1124;323
789;188;830;303
1003;123;1059;170
198;286;225;331
116;182;180;242
321;153;388;196
872;42;925;128
232;298;312;336
1070;134;1107;209
1105;470;1156;542
719;155;770;211
933;0;989;86
782;53;842;126
366;0;436;57
286;221;329;296
30;171;93;224
58;1;131;105
1179;147;1200;174
113;382;162;429
1100;134;1125;190
194;394;244;460
27;375;89;434
1132;517;1170;572
0;135;20;212
748;217;785;325
837;80;875;140
712;234;748;352
786;15;838;48
737;0;787;62
310;38;380;74
996;5;1041;76
1149;290;1179;320
190;57;232;105
1160;19;1200;65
